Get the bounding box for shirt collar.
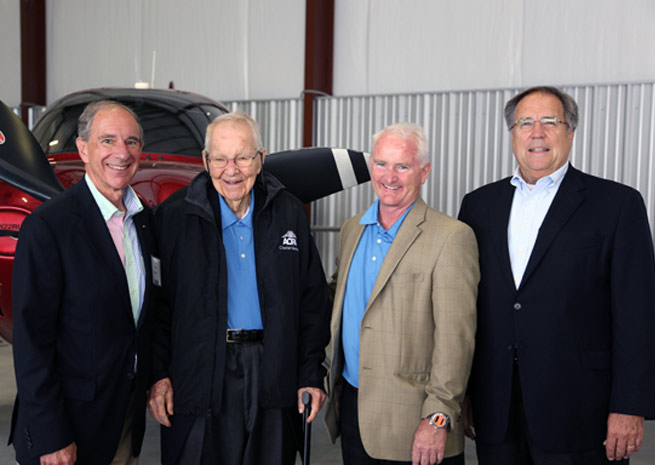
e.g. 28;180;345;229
511;162;569;191
359;199;415;236
219;191;254;230
85;173;143;221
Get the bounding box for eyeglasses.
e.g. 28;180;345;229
510;117;569;132
206;151;262;169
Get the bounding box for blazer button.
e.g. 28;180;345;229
513;302;522;311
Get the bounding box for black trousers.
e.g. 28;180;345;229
475;362;628;465
340;381;465;465
175;342;297;465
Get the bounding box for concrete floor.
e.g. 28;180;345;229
1;340;653;465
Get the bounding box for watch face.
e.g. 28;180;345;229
430;413;449;429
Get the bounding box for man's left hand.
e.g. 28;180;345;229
412;418;447;465
297;387;327;423
603;413;644;460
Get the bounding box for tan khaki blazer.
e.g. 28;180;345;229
324;198;479;461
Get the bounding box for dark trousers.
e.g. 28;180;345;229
476;362;628;465
340;381;465;465
175;342;297;465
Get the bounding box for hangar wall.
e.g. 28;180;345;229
2;1;654;106
333;0;655;96
43;0;306;104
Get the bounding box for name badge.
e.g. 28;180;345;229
151;256;162;286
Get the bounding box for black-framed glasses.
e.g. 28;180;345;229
510;117;569;132
206;151;262;169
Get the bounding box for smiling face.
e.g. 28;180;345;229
370;133;431;226
203;120;264;217
511;91;574;184
76;106;142;209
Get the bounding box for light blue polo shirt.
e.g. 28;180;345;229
219;192;263;330
341;199;414;388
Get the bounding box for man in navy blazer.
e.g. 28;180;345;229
10;101;157;465
458;86;655;464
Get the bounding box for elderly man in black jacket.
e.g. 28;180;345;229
148;110;331;465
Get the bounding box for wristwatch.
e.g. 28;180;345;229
427;412;450;430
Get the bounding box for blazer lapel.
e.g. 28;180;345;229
72;181;132;315
366;199;425;309
335;219;366;308
331;216;366;355
520;166;585;288
490;180;517;291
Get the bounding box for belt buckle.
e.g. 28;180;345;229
226;328;242;343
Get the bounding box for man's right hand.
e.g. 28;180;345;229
40;442;76;465
148;377;174;427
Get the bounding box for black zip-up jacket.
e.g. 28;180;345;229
152;170;331;415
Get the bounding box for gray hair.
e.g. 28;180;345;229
204;110;264;153
77;100;143;142
504;86;578;133
372;122;429;167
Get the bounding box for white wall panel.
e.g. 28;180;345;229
522;2;655;86
334;0;655;96
45;0;305;104
0;0;21;107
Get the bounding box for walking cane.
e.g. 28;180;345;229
302;391;312;465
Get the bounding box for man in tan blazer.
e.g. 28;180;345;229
324;122;479;465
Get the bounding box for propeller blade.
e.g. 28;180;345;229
265;147;370;203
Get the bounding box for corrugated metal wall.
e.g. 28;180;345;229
312;83;655;276
222;98;303;153
13;84;655;276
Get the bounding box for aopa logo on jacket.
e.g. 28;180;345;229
279;230;299;251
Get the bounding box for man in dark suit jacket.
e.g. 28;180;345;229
458;86;655;464
10;101;157;465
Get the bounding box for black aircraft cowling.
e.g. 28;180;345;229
0;100;65;202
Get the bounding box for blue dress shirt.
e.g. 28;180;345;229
508;162;569;288
341;200;414;388
219;192;263;330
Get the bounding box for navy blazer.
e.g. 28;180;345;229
10;180;157;465
458;165;655;453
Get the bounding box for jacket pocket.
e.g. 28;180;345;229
394;371;430;384
551;233;603;252
60;376;96;401
393;272;425;283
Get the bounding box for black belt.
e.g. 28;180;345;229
226;329;263;343
344;380;358;393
